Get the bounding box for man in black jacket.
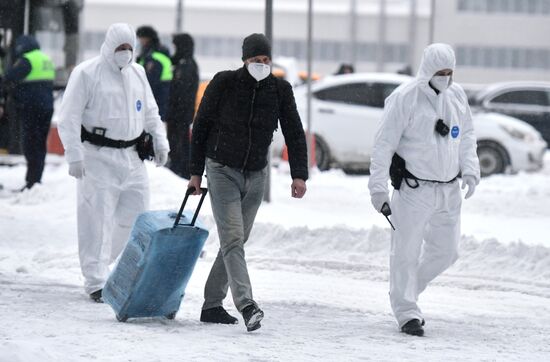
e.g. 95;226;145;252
166;33;199;179
189;33;308;332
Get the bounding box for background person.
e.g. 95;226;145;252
136;25;172;121
166;33;199;179
2;35;54;191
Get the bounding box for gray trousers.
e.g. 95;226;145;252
202;158;267;312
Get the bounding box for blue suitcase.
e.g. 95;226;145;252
102;188;209;322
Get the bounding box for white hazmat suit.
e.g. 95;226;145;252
368;44;480;329
58;23;169;295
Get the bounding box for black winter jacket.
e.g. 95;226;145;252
190;66;308;180
167;56;199;126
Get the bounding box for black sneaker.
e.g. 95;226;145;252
242;304;264;332
200;307;239;324
90;289;103;303
401;319;424;336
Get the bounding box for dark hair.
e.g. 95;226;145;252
136;25;159;44
335;63;355;75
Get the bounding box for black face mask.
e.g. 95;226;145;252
435;119;450;137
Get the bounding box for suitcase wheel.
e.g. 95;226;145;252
116;314;129;322
165;312;177;320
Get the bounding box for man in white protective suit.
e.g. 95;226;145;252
368;43;480;336
58;23;169;303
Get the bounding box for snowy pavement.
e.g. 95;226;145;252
1;154;549;361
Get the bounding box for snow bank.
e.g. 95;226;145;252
198;220;550;298
2;158;549;299
1;156;550;361
0;341;56;362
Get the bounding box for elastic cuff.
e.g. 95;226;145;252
64;148;84;164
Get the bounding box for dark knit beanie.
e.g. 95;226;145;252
242;33;271;61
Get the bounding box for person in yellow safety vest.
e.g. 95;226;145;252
136;26;172;121
3;35;54;191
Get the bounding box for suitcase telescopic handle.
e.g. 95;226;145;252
174;187;208;228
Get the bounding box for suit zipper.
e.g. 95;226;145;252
241;83;258;172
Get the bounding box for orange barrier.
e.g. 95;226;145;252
281;133;316;167
47;125;64;155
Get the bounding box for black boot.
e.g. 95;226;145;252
242;304;264;332
401;319;424;336
90;289;103;303
200;307;239;324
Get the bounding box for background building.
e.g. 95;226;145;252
34;0;550;84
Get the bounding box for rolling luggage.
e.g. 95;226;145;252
102;187;209;322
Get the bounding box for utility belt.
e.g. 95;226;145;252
80;126;155;161
389;153;458;190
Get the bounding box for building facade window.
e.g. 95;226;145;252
457;0;550;14
193;35;407;64
456;45;550;69
39;31;407;67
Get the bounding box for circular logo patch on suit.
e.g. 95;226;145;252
136;100;142;112
451;126;460;138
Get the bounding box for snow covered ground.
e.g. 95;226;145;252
1;154;549;361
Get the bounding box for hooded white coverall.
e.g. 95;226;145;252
58;23;169;294
368;44;480;328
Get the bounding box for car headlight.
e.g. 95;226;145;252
499;124;536;142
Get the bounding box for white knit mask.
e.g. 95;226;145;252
247;62;271;82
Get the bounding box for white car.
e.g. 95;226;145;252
473;112;546;176
272;73;547;177
471;81;550;146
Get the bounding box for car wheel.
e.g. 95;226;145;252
476;141;508;177
315;136;331;171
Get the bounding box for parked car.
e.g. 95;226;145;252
272;73;547;177
471;112;546;176
273;73;412;173
471;81;550;147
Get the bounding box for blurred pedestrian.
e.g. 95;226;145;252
58;23;169;303
189;33;309;332
136;26;172;121
3;35;54;191
335;63;354;75
397;64;413;76
166;33;199;179
368;43;480;336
